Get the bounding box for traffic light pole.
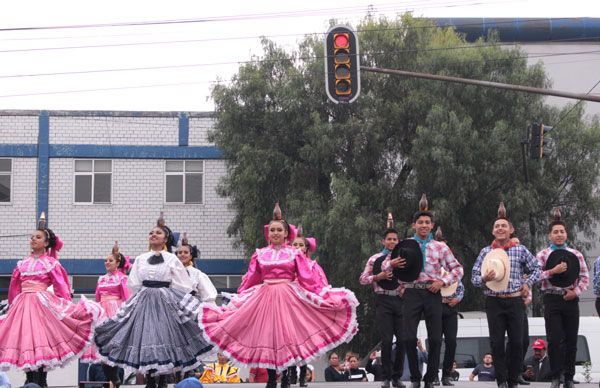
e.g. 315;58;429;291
361;66;600;103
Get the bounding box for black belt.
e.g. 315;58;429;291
142;280;170;288
543;289;566;295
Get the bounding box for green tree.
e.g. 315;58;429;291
209;15;600;355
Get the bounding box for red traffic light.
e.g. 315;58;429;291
334;33;349;49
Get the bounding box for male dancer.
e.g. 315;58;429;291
536;208;589;388
360;213;406;388
395;195;463;388
472;203;541;388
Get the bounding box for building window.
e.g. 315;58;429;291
0;159;11;203
165;160;203;204
74;160;112;203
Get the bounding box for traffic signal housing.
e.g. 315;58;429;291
325;25;360;104
530;123;552;159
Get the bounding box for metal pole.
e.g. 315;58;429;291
361;66;600;103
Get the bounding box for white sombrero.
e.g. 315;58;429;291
481;248;510;292
440;267;459;297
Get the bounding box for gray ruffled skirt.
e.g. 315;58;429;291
94;287;213;375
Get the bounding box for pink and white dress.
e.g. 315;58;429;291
80;270;129;363
0;253;102;371
200;244;358;371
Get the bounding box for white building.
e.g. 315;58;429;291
0;110;245;298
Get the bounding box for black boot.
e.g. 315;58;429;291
102;364;122;388
266;369;277;388
38;369;48;388
25;371;38;384
281;371;291;388
299;365;307;387
145;373;157;388
157;375;168;388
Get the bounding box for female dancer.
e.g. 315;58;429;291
81;242;131;387
200;203;358;388
0;213;101;387
176;233;218;304
94;213;214;388
287;226;324;387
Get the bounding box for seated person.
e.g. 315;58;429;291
200;354;241;383
324;352;348;382
469;353;495;381
522;339;552;382
344;355;367;382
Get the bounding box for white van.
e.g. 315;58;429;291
416;315;600;382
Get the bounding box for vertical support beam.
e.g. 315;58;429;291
37;111;50;223
179;112;189;146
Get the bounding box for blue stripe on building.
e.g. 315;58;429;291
0;144;37;157
48;144;222;159
0;258;245;276
37;111;50;221
179;112;189;146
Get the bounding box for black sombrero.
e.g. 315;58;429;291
544;249;580;288
373;254;401;290
391;239;423;282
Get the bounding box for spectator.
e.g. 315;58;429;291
344;355;368;382
366;351;384;381
324;353;348;382
448;361;459;382
0;371;10;388
343;351;355;371
469;353;495;381
305;365;315;383
522;339;552;382
401;339;428;381
249;368;270;383
199;354;241;383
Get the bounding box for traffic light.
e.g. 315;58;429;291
530;123;552;159
325;25;360;104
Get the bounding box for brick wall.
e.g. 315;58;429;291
0;115;38;144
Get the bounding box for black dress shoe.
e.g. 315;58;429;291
391;378;406;388
411;381;420;388
497;383;508;388
423;383;434;388
441;377;454;386
517;375;530;385
265;382;277;388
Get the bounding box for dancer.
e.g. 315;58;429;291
359;213;406;388
177;233;218;304
472;202;541;388
81;242;131;387
0;213;101;387
94;213;214;388
536;208;589;388
200;203;359;388
396;195;463;388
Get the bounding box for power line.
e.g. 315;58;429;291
0;0;513;33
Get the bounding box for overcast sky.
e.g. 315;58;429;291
0;0;598;112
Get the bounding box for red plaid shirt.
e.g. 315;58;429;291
410;239;463;285
359;251;403;293
537;247;589;295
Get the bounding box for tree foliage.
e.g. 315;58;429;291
209;15;600;354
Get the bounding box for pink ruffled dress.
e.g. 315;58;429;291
0;253;102;371
200;244;358;371
80;270;129;363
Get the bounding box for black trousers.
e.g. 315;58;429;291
375;294;405;380
505;302;529;372
544;294;579;381
403;288;442;383
595;297;600;317
485;296;524;385
441;303;458;378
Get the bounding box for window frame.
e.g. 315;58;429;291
73;159;113;205
0;158;13;205
164;160;205;205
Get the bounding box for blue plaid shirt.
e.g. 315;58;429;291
593;257;600;296
472;244;541;296
443;281;464;303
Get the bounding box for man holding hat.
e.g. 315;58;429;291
471;202;541;388
393;195;463;388
360;213;406;388
536;208;589;388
